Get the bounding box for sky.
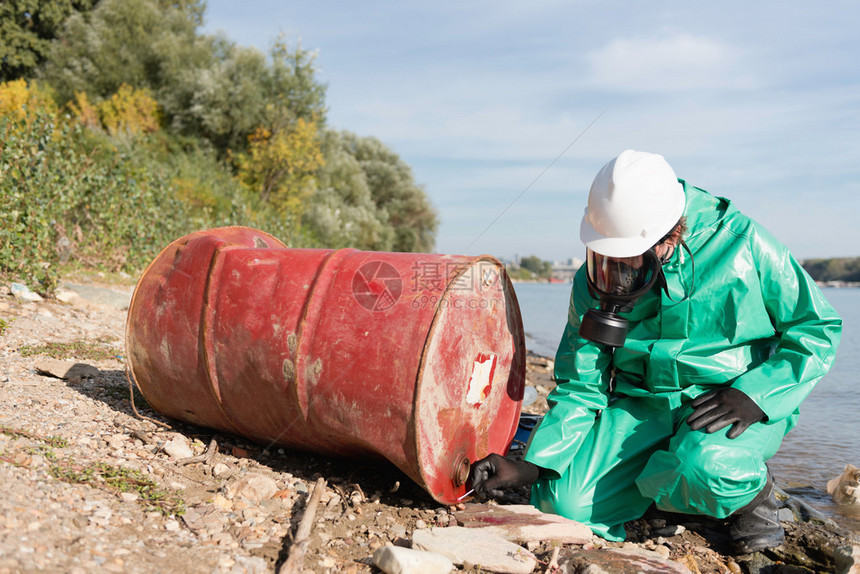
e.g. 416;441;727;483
202;1;860;263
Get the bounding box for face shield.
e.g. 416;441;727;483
579;248;662;348
586;249;662;301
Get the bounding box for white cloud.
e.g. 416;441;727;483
585;34;758;91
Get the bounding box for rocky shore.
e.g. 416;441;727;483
0;278;857;573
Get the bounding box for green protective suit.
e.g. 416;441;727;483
523;182;842;541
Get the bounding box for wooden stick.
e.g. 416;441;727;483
545;545;561;573
280;477;327;574
129;428;154;445
178;438;218;466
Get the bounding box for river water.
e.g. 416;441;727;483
514;282;860;534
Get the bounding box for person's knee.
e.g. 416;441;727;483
673;443;766;517
531;479;592;523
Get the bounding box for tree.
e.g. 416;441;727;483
39;0;208;107
162;37;268;154
302;131;440;252
519;255;552;278
304;129;394;250
165;36;327;156
28;0;438;256
0;0;97;82
0;79;57;121
97;84;160;136
802;257;860;282
342;133;438;253
40;1;328;158
264;38;326;126
237;116;324;223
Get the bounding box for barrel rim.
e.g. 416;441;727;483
411;253;526;503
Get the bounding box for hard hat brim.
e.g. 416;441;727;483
580;212;655;257
579;195;685;258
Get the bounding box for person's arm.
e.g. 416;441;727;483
522;270;614;479
727;222;842;422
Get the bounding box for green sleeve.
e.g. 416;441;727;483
730;223;842;422
523;270;613;477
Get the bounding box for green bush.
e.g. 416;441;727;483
0;111;190;293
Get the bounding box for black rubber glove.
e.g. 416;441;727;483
468;453;540;499
687;388;765;439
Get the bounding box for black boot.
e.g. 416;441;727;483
728;470;785;554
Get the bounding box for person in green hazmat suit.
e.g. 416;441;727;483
469;149;842;554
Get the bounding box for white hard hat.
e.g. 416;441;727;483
580;150;685;257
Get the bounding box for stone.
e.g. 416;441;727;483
179;507;206;531
453;504;592;544
162;438;194;460
212;463;231;477
227;473;279;502
412;526;536;573
271;488;292;501
54;288;81;303
778;508;797;522
828;465;860;505
34;359;99;381
653;524;686;537
212;494;233;511
212;532;234;545
372;545;455;574
782;497;839;527
10;282;43;303
836;544;860;574
231;446;250;458
242;506;265;523
107;434;126;450
560;547;692;573
735;552;777;573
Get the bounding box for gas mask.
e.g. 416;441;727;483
579;247;665;348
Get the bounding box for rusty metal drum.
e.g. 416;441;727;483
126;227;526;504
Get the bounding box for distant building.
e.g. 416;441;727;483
550;258;582;283
502;255;582;283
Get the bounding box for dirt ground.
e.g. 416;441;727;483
0;277;855;573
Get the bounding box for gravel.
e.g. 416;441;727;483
1;280;855;574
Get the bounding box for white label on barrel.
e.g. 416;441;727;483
466;354;496;405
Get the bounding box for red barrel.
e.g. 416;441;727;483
126;227;525;503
